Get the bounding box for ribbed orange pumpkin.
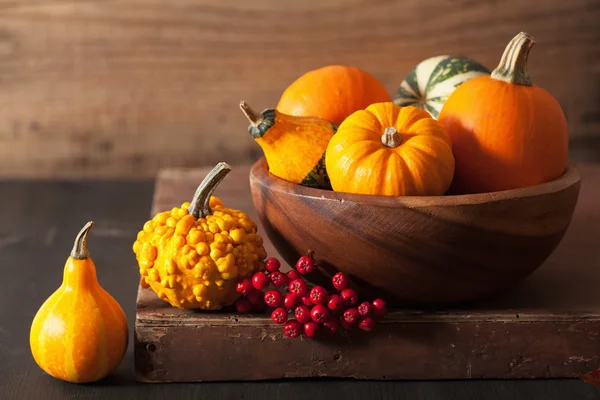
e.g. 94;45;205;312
438;32;569;194
276;65;392;126
30;222;128;383
325;102;455;196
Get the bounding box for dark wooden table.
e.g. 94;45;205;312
1;178;600;399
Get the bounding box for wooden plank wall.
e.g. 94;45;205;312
0;0;599;179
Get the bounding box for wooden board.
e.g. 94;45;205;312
1;0;600;179
135;163;600;382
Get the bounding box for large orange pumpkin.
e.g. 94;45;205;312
438;32;569;194
325;102;455;196
276;65;392;126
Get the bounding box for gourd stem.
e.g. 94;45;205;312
71;221;94;260
188;162;232;218
381;127;403;148
239;101;263;127
490;32;534;86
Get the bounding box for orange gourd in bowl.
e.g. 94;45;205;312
276;65;392;126
325;102;455;196
30;222;128;383
438;32;569;194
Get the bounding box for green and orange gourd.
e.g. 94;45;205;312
240;101;337;189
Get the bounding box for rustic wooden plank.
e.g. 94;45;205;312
134;163;600;382
5;180;600;398
0;0;599;178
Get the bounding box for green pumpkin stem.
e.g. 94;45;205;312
240;101;275;139
491;32;535;86
381;127;403;148
71;221;94;260
188;162;232;219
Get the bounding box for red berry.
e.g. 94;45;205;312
284;319;303;338
332;272;349;291
287;270;301;282
235;279;253;296
234;298;252;313
341;288;358;306
310;304;331;324
309;286;329;305
358;302;373;317
343;307;360;324
327;294;344;313
247;289;267;310
372;298;387;318
301;295;313;306
294;305;312;323
264;290;283;307
295;254;316;275
303;322;320;338
288;278;308;297
283;293;300;309
265;257;281;273
358;317;376;332
340;317;353;331
269;271;286;288
323;316;341;335
271;307;288;324
252;271;270;290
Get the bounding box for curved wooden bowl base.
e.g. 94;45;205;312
250;158;581;307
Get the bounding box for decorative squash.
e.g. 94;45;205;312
438;32;569;194
325;102;455;196
394;55;490;119
133;162;267;310
276;65;392;126
30;222;128;383
240;101;336;189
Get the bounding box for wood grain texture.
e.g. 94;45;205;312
250;158;581;306
135;162;600;382
135;285;600;382
0;0;599;178
2;180;600;398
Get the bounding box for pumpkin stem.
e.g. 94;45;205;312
188;162;232;219
491;32;535;86
239;101;264;127
71;221;94;260
381;127;403;148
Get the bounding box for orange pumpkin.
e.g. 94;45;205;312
30;222;128;383
325;102;455;196
438;32;569;194
276;65;392;126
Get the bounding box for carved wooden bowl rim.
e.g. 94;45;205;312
250;157;581;207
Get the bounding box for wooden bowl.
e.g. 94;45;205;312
249;158;582;307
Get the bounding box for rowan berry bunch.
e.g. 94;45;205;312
233;250;387;339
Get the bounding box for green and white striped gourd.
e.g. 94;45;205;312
394;55;490;119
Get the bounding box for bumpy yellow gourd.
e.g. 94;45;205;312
133;162;267;310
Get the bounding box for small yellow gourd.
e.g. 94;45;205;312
240;101;336;189
133;162;267;310
30;222;129;383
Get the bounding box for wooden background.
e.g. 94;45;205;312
0;0;599;179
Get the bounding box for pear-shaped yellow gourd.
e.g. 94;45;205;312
30;221;128;383
240;101;336;189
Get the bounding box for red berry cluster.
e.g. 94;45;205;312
233;252;387;339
